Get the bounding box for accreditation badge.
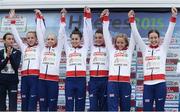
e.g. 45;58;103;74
92;52;106;65
113;52;129;66
24;48;36;61
68;52;82;66
145;56;161;70
42;52;56;65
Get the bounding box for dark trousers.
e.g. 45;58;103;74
88;77;108;111
65;77;86;111
21;75;38;111
38;79;59;111
107;81;131;111
0;84;18;111
143;82;167;111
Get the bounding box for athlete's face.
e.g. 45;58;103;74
94;33;104;46
148;32;160;47
47;35;57;47
26;32;37;47
71;34;81;48
116;37;127;50
4;35;14;47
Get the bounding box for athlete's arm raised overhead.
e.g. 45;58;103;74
128;10;146;52
34;9;46;49
84;7;93;48
9;9;26;50
162;7;177;49
102;9;114;52
57;8;67;53
59;8;69;54
128;32;136;53
82;7;91;51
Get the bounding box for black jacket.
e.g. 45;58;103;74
0;48;21;84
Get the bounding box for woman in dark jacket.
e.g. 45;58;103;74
0;32;21;111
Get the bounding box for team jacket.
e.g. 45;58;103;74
130;16;176;85
38;16;64;82
103;16;135;83
86;12;109;77
10;16;45;77
61;13;90;77
0;48;21;84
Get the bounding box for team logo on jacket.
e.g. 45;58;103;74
92;52;106;65
42;52;56;65
24;48;36;61
68;52;82;66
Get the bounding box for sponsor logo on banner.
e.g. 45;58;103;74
132;84;136;88
169;38;178;45
136;74;144;80
131;79;137;85
166;59;178;65
166;93;179;100
167;87;179;93
165;108;179;112
130;107;136;111
131;66;136;72
136;93;143;100
58;105;65;111
1;15;26;32
17;105;21;111
137;80;144;86
131;100;136;107
166;80;179;87
165;101;179;107
131;93;135;99
132;59;137;63
169;38;180;44
166;74;180;79
132;52;137;58
137;58;143;64
167;52;179;59
17;98;21;103
58;92;65;96
59;85;65;90
59;79;65;83
137;66;143;70
136;100;143;107
58;96;65;104
169;45;180;50
136;86;143;92
136;107;143;111
166;66;176;72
